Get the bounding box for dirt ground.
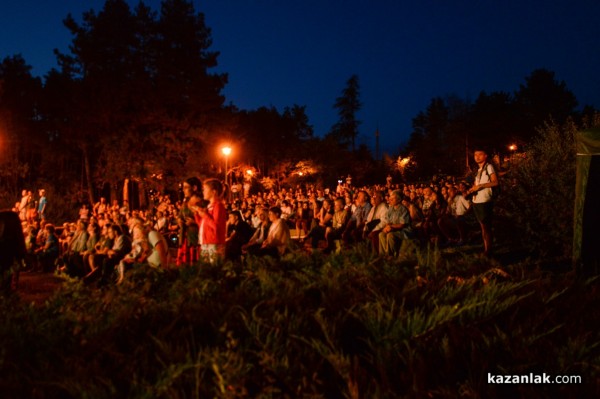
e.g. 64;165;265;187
15;272;63;305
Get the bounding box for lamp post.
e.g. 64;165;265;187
508;144;517;165
222;146;232;202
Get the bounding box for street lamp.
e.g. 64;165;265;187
222;146;232;201
508;144;517;165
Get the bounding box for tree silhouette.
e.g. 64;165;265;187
515;68;578;139
52;0;226;199
329;75;361;151
405;69;581;179
0;55;43;194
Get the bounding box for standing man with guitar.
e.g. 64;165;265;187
467;148;499;257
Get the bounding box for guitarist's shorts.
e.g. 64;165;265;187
473;201;494;225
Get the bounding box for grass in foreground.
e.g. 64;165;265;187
0;245;598;398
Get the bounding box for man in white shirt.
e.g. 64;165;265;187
259;207;291;258
467;148;499;256
364;191;389;253
342;190;372;245
438;186;471;245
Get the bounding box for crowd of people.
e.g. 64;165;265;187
13;148;499;285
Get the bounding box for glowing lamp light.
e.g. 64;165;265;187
221;146;232;201
508;144;517;151
246;169;253;176
298;172;304;176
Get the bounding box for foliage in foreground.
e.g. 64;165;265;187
1;247;599;398
500;119;578;259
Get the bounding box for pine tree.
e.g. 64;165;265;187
52;0;227;195
329;75;361;151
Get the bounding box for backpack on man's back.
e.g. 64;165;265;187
481;162;501;200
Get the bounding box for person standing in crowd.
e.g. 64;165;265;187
190;178;227;263
467;147;499;257
37;189;48;221
26;190;37;224
177;177;201;266
93;197;108;217
18;190;29;222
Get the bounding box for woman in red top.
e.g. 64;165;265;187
190;178;227;263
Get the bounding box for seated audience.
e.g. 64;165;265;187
256;207;290;258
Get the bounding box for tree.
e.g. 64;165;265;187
329;74;361;151
470;91;519;150
232;105;315;176
406;97;450;178
282;105;314;141
0;55;43;195
52;0;226;201
515;69;578;140
40;67;94;205
154;0;226;123
404;69;581;180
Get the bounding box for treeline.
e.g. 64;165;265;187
0;0;376;212
0;0;597;212
403;68;597;178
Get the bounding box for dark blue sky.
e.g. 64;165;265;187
2;1;600;154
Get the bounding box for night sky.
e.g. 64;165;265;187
2;0;600;154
